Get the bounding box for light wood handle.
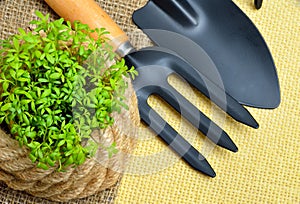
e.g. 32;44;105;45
45;0;130;53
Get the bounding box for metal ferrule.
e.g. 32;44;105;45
115;41;136;57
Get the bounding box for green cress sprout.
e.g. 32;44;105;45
0;11;137;171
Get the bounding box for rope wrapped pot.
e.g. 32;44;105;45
0;1;141;202
0;79;139;202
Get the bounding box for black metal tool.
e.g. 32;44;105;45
132;0;280;109
46;0;258;177
126;47;240;153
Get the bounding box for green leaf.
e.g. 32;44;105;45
66;140;73;149
14;90;33;99
35;10;45;20
25;92;33;99
37;162;49;170
79;46;85;56
44;43;51;53
38;149;43;159
6;56;15;63
16;69;25;78
107;142;118;158
110;78;116;89
49;73;61;80
40;53;45;60
87;103;96;108
46;116;53;127
26;131;36;138
18;28;26;36
41;89;51;98
38;78;48;83
65;150;73;157
53;110;62;115
13;37;19;51
21;99;31;105
23;35;35;43
35;50;42;58
46;157;55;167
22;135;28;145
35;59;43;67
57;140;65;147
23;113;30;125
9;69;16;79
45;108;52;114
29;154;37;163
19;53;29;60
17;77;30;83
46;54;55;64
77;151;85;165
64;155;74;166
2;81;9;92
31;101;36;112
25;61;32;69
58;133;66;139
1;103;12;111
52;87;61;96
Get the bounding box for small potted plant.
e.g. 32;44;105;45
0;11;139;201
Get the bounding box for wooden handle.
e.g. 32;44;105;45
45;0;129;51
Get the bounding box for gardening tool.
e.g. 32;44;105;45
45;0;257;177
132;0;280;109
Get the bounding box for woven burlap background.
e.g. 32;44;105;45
0;0;142;203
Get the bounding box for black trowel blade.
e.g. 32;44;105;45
132;0;280;109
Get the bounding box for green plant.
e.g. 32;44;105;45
0;11;137;171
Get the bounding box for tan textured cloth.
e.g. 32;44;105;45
115;0;300;203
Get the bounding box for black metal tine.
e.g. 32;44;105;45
137;91;216;177
129;56;238;152
126;50;259;129
167;54;259;129
154;84;238;152
255;0;263;9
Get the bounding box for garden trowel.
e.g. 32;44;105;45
132;0;281;109
45;0;259;177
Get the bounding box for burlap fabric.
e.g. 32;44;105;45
0;0;141;203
